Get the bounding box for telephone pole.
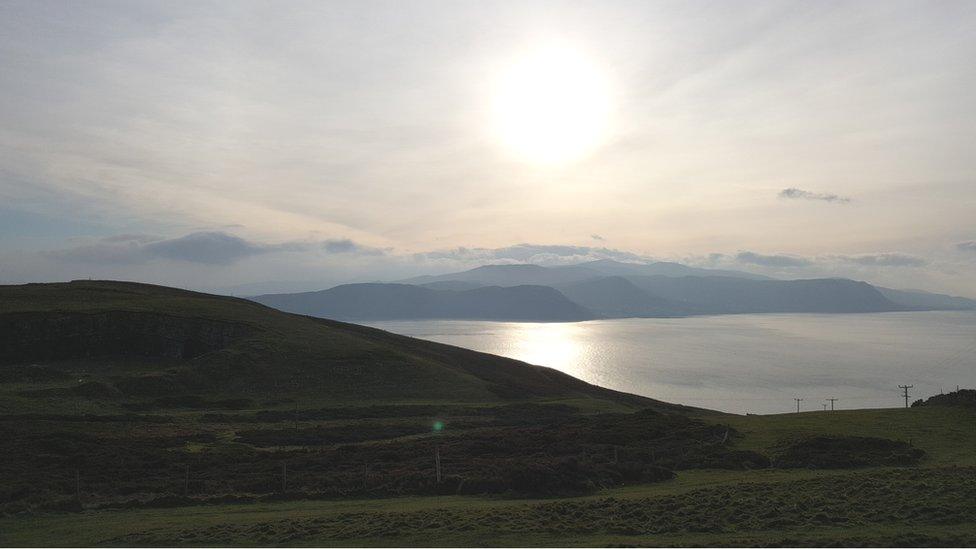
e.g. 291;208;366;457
826;398;838;411
794;398;803;413
899;385;914;408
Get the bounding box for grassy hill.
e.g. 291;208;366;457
2;280;975;546
0;280;666;411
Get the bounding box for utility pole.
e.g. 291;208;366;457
184;464;190;496
794;398;803;413
822;403;827;411
826;398;838;411
899;385;914;408
281;462;287;492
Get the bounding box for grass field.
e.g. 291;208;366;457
3;405;975;547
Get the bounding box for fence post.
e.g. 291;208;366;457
435;445;442;484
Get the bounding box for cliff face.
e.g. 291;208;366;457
0;311;253;364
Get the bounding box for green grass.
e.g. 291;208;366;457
4;464;974;547
3;405;976;547
721;406;976;466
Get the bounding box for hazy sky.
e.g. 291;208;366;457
2;0;975;295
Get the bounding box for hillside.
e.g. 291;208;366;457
0;280;656;408
626;275;902;314
401;263;602;286
3;402;975;546
252;283;594;322
555;276;689;317
876;287;976;311
400;260;767;287
579;259;772;280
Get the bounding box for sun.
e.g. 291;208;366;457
491;46;612;166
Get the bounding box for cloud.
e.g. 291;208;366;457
322;238;388;256
415;243;649;266
735;250;927;269
99;234;160;244
142;232;271;264
735;251;812;268
956;241;976;253
829;253;927;267
779;188;851;203
590;234;605;241
51;231;385;265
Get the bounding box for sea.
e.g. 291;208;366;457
365;311;976;414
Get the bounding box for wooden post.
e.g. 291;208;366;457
184;464;189;496
363;462;369;492
435;445;442;483
281;462;287;492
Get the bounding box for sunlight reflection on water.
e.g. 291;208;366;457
366;312;976;414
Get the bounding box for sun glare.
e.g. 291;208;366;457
492;46;612;165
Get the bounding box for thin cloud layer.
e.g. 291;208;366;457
956;241;976;253
51;232;384;265
779;188;851;203
733;250;926;269
735;251;812;268
829;253;927;267
415;244;649;266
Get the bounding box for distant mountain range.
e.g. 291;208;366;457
251;260;975;321
253;282;594;321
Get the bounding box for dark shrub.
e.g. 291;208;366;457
774;436;924;469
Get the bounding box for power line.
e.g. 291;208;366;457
898;385;914;409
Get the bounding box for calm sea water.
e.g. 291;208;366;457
366;312;976;414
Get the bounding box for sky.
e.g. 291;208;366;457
1;0;975;296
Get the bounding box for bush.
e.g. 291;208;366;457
774;436;924;469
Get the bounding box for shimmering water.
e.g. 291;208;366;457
366;312;976;414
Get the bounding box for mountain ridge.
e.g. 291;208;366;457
250;260;973;322
253;282;595;321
